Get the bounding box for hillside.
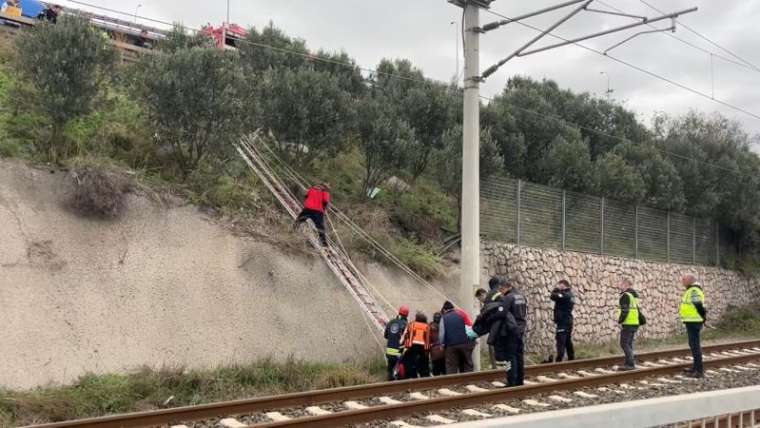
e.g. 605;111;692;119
0;159;461;389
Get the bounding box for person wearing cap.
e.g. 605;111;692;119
294;182;331;247
550;279;575;361
384;305;409;381
439;300;475;374
679;274;706;378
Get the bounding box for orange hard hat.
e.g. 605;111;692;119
398;305;410;317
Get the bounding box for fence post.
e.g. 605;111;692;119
600;197;605;255
562;190;566;251
667;211;671;263
516;179;522;246
692;217;696;265
715;222;720;267
634;205;639;259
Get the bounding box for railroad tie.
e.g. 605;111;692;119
523;399;551;408
640;361;664;368
557;372;580;380
657;359;674;365
426;414;456;424
705;370;719;376
523;380;540;385
752;347;760;352
462;409;493;418
491;381;507;387
548;395;573;403
219;418;247;428
657;377;682;384
438;388;463;396
305;406;332;416
673;375;693;381
577;370;598;377
465;385;489;393
343;401;368;410
619;383;640;390
594;368;617;374
573;391;599;399
409;392;429;400
719;367;741;373
670;357;689;363
379;396;403;405
264;412;291;422
639;380;666;387
597;387;626;395
536;375;559;383
389;420;420;428
733;365;755;371
492;404;521;414
746;363;760;368
170;425;189;428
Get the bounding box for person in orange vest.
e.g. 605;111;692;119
293;182;331;246
401;312;431;378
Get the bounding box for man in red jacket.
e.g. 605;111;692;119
294;183;331;246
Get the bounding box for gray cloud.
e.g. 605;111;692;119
62;0;760;137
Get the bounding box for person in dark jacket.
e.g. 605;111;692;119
439;301;474;374
384;305;409;381
550;279;575;361
617;278;641;370
498;280;528;386
293;183;331;246
428;312;446;376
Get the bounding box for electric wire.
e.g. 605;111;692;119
481;7;760;121
595;0;760;74
639;0;760;72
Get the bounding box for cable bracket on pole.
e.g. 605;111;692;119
604;22;676;55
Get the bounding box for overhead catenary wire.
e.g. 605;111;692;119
594;0;760;75
481;7;760;122
639;0;760;73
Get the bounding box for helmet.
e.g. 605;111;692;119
398;305;409;317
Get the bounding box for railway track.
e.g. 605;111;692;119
26;340;760;428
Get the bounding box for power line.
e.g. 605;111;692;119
639;0;760;72
595;0;760;74
59;0;751;175
481;7;760;122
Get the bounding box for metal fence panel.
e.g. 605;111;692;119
694;218;716;266
669;212;694;264
603;199;636;259
480;176;727;266
519;181;563;249
564;191;602;254
480;176;518;242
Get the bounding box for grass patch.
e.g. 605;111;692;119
0;357;385;426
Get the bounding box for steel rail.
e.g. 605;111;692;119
252;353;760;428
25;340;760;428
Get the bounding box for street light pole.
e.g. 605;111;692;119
461;1;481;371
133;3;142;24
226;0;230;25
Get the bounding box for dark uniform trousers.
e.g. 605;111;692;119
555;326;575;361
505;335;525;386
686;323;704;374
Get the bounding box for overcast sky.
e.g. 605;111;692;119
63;0;760;142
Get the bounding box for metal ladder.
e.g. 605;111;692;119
236;135;389;331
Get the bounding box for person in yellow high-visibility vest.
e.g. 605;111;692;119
680;274;706;378
616;278;640;370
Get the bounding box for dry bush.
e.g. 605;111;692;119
68;165;130;219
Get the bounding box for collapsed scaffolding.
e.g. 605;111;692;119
236;132;456;341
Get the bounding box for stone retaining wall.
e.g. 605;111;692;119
482;242;759;355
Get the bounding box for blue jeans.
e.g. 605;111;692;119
686;323;703;374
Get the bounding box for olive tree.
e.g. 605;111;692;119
133;46;245;176
14;15;116;162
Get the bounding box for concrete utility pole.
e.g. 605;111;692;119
450;0;489;372
448;0;696;372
